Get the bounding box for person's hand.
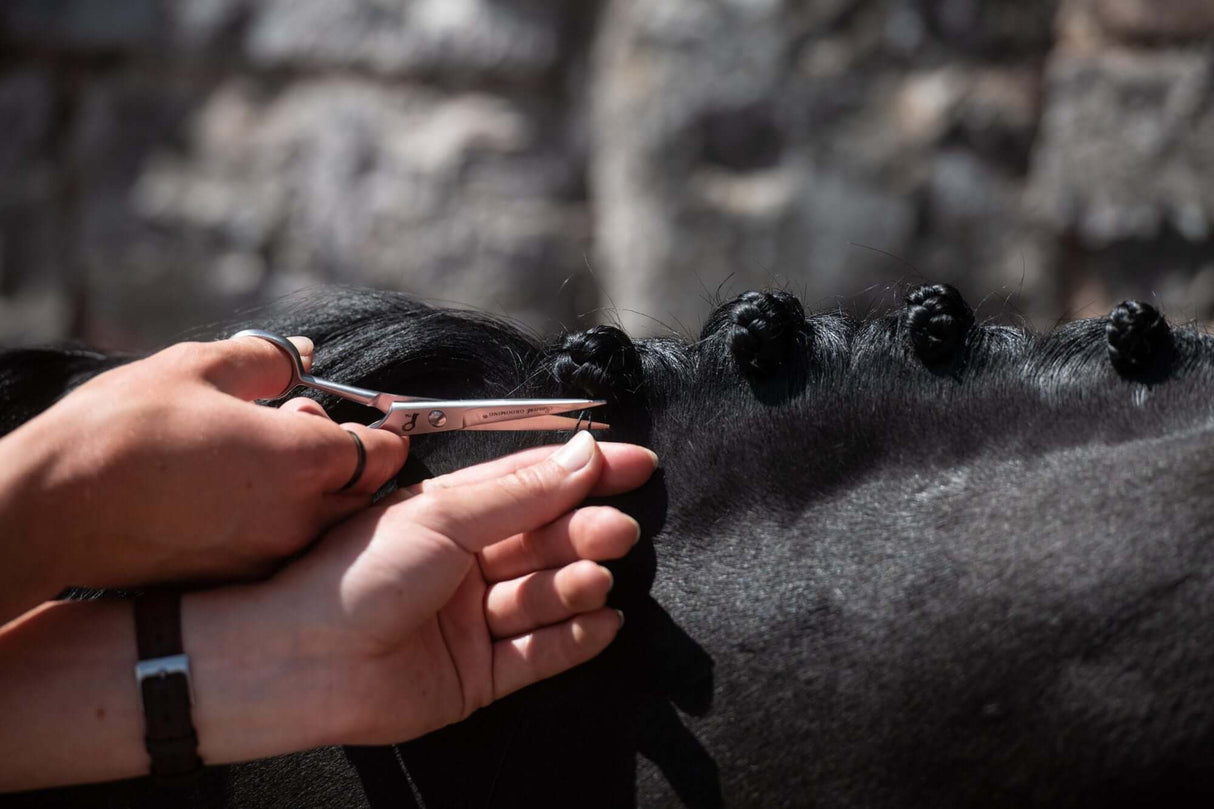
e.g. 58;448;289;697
0;433;656;791
194;433;656;751
1;335;407;603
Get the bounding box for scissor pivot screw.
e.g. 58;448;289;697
427;409;447;428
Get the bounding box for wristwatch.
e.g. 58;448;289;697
134;591;202;787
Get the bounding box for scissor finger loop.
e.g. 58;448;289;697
232;329;306;398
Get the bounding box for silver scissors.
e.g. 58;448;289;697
233;330;608;435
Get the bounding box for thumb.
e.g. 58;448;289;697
201;334;315;400
406;431;604;555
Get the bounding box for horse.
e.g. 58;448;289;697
4;284;1214;808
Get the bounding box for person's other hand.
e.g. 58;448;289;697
215;433;655;748
5;335;407;595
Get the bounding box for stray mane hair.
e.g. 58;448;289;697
5;285;1214;809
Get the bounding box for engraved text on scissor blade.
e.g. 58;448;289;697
479;406;555;422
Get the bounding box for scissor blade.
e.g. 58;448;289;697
464;415;610;431
454;399;605;430
371;399;606;434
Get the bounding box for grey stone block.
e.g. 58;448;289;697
1028;48;1214;246
0;289;72;346
918;0;1059;53
0;68;66;315
2;0;160;50
71;75;586;347
1072;0;1214;43
0;69;54;177
164;0;573;79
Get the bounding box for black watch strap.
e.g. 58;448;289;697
134;591;202;787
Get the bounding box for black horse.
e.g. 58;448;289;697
4;285;1214;808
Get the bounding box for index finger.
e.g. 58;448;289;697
402;432;608;555
402;442;658;499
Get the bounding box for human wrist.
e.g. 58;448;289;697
181;585;345;763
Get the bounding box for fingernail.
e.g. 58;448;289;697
627;515;642;545
599;565;614;590
552;430;596;472
644;448;659;467
615;609;625;629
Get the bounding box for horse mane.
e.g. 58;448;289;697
5;285;1214;809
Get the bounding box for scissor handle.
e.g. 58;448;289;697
231;329;389;408
231;329;305;398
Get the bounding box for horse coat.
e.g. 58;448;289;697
4;286;1214;808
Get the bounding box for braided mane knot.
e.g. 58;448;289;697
551;325;642;401
703;290;807;376
1107;301;1171;376
904;283;974;365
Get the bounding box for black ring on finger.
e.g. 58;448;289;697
339;430;367;492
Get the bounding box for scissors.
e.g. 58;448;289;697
233;330;608;435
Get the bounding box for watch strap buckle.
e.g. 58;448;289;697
134;653;195;707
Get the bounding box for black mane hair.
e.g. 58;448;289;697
6;285;1214;809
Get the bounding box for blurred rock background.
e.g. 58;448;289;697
2;0;1214;349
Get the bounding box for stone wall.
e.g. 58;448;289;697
2;0;1213;349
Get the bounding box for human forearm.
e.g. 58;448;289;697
0;416;69;623
0;599;146;790
0;590;336;793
